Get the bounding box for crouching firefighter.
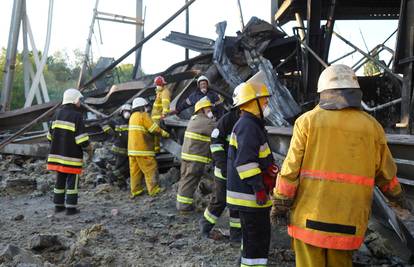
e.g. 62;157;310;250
199;104;242;242
108;104;131;189
271;65;410;267
176;97;216;212
47;88;93;215
227;82;279;267
128;97;170;198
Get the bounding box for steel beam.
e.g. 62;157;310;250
1;0;24;111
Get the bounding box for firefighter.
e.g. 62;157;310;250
226;82;279;266
151;75;171;153
271;64;410;267
47;88;92;215
199;102;242;242
176;96;216;212
128;97;170;198
107;104;131;189
173;75;225;118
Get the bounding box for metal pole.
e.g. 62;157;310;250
185;0;189;60
81;0;198;89
236;0;245;30
77;0;100;89
1;0;23;112
21;0;30;97
294;13;305;41
135;0;143;74
333;31;403;82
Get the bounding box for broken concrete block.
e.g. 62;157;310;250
29;234;66;251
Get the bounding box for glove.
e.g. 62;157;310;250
270;196;293;226
267;163;279;178
161;130;170;138
255;189;268;206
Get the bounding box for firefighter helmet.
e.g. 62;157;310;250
154;76;167;86
317;64;360;93
62;88;83;105
132;97;148;109
197;75;209;86
194;96;212;113
232;82;270;107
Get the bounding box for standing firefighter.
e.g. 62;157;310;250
199;106;242;242
272;65;410;267
128;97;170;198
151;75;171;153
47;88;92;215
176;96;216;212
174;75;225;118
227;82;279;266
108;104;132;189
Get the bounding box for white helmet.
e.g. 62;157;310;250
197;75;209;86
119;104;132;114
317;64;360;93
132;97;148;109
62;88;83;105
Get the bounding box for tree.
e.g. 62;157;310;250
363;53;381;76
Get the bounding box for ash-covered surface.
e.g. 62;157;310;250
0;146;411;266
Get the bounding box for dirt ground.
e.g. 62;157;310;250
0;151;412;267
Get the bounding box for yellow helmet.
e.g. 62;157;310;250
232;82;270;107
194;96;212;113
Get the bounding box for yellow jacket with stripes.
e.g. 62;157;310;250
181;113;216;163
274;105;402;250
151;86;171;120
128;111;169;157
46;104;90;174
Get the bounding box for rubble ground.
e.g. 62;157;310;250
0;153;411;266
0;154;294;267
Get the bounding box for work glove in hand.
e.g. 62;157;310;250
270;197;293;226
255;189;268;206
161;130;170;138
263;163;279;192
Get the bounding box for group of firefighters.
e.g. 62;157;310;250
46;64;412;266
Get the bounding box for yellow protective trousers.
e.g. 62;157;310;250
153;119;161;153
292;238;353;267
129;156;160;196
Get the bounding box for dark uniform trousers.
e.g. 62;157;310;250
239;209;271;266
53;172;79;208
111;154;129;185
205;177;241;232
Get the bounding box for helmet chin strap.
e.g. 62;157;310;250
256;99;264;119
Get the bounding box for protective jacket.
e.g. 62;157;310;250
128;111;169;157
226;112;274;211
274;105;402;250
210;109;240;180
151;86;171;120
176;89;224;118
47;104;90;174
108;117;129;155
181;113;216;163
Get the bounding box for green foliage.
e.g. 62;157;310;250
363;53;381;76
0;48;139;110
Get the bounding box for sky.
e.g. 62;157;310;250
0;0;399;75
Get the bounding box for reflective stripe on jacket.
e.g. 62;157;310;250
151;86;171;120
47;104;89;174
128;111;168;157
181;113;216;163
226;112;274;212
210;109;240;180
274;105;402;250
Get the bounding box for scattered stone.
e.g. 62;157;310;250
0;244;43;265
169;239;188;250
13;214;24;221
29;234;66;251
78;224;107;246
64;230;76;238
94;184;112;195
5;178;37;191
111;208;119;216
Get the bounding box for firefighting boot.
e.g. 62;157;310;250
54;206;65;213
199;217;214;238
66;208;80;216
229;227;242;244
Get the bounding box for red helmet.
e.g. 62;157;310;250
154;76;166;86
